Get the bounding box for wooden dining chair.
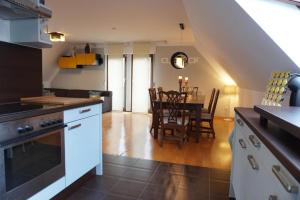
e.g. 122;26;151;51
188;89;219;139
200;89;220;138
202;88;216;113
158;91;189;148
149;88;157;135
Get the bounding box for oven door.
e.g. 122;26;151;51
0;124;65;200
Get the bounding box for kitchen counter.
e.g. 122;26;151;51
235;107;300;183
0;97;103;123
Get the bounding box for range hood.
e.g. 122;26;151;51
0;0;52;20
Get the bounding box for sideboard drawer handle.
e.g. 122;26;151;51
247;155;259;170
268;195;277;200
68;124;81;131
79;108;91;114
272;165;298;194
237;118;244;126
249;135;261;148
238;139;247;149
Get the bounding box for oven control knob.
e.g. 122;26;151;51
40;122;47;127
17;127;26;134
25;125;34;132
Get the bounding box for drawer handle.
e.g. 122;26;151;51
272;165;299;194
238;139;247;149
247;155;259;170
237;118;244;126
268;195;278;200
268;195;277;200
79;108;91;114
249;135;260;148
68;124;81;130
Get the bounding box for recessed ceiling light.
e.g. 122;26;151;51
48;32;65;42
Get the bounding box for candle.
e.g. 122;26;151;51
185;77;189;82
178;76;183;80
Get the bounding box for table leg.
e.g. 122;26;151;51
153;108;159;139
195;106;201;143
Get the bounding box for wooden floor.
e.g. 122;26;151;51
103;112;234;170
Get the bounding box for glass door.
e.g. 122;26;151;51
107;56;125;111
132;55;152;113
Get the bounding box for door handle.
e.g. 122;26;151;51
68;124;81;131
238;139;247;149
79;108;91;114
272;165;298;194
247;155;259;170
249;135;260;148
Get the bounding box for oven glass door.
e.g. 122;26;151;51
4;129;63;192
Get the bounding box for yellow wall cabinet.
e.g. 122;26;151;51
58;53;101;69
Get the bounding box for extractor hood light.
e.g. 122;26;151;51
49;32;65;42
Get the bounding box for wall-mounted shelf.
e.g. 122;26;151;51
58;53;102;69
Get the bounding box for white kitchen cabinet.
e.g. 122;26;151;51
64;107;101;186
231;113;300;200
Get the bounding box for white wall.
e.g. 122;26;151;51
154;46;233;117
0;20;10;42
42;43;106;90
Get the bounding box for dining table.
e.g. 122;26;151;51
153;95;205;143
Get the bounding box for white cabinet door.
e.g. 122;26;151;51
65;115;101;186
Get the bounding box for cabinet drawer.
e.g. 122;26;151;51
64;104;101;123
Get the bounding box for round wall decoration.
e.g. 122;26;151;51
170;52;188;69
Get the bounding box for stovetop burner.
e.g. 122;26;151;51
0;102;59;116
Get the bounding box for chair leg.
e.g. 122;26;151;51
210;120;216;138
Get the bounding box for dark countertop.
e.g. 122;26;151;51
235;107;300;183
0;100;103;123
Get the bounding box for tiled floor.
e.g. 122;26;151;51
67;154;233;200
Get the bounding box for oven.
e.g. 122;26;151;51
0;112;65;200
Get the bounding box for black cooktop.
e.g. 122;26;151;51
0;102;59;116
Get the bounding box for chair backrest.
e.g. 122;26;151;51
148;88;157;111
207;88;216;113
158;90;187;126
210;89;220;118
157;87;163;94
192;87;199;96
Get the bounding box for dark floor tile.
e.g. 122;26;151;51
103;194;136;200
133;159;159;170
210;180;230;197
150;170;181;186
122;168;154;182
178;176;209;194
169;164;186;175
210;196;232;200
185;166;210;179
67;188;106;200
139;183;177;200
110;179;146;198
110;156;139;167
82;175;119;193
103;164;129;177
103;154;118;164
210;169;231;182
175;188;209;200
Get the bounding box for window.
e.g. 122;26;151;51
236;0;300;68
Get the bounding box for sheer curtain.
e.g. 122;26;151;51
107;56;125;111
132;55;151;113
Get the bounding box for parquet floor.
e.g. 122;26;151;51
103;112;234;170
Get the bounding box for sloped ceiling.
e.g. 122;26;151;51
46;0;194;44
182;0;300;91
